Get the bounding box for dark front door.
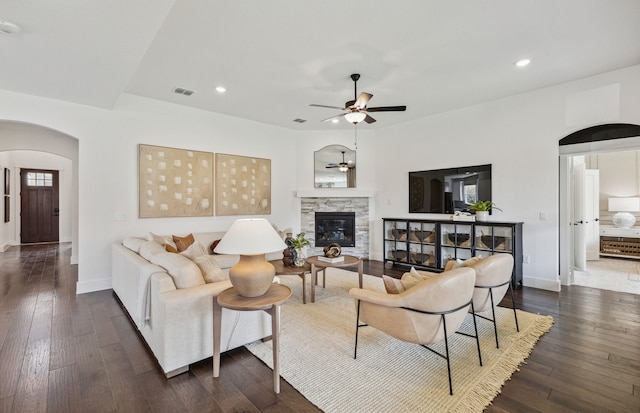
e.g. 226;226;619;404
20;169;59;243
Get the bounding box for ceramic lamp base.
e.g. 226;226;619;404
612;211;636;229
228;254;275;297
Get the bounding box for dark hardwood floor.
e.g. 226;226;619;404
0;243;639;412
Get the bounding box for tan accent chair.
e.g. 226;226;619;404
349;267;481;395
468;254;519;348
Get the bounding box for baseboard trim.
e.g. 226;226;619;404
522;275;561;292
76;277;112;294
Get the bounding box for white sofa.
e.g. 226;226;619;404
111;231;284;377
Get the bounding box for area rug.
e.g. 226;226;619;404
246;268;554;413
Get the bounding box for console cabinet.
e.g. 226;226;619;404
383;218;523;288
599;226;640;259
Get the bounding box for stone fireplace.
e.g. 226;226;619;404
315;212;356;247
300;196;370;258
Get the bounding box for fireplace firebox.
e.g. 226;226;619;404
315;212;356;247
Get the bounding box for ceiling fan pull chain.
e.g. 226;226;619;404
354;124;358;149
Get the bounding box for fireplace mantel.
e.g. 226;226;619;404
295;189;376;198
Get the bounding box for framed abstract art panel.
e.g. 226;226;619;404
138;144;214;218
215;153;271;216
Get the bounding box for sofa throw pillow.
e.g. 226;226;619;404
173;233;195;252
122;237;145;253
382;267;433;294
194;255;228;283
382;275;405;294
445;256;484;271
180;240;207;260
147;232;177;252
209;239;221;255
149;251;205;289
139;240;166;261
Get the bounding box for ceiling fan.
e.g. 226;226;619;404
326;151;355;172
310;73;407;124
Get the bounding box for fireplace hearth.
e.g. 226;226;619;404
315;212;356;247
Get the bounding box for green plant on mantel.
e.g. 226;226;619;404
290;232;312;249
468;201;503;212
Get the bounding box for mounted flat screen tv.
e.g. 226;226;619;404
409;164;492;214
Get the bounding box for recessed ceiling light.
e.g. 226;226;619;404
331;119;339;124
215;86;226;93
0;20;21;35
514;58;531;68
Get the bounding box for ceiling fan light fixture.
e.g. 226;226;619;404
344;111;366;124
338;164;349;172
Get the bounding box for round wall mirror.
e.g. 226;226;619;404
314;144;356;188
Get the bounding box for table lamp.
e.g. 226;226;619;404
214;218;287;297
608;197;640;229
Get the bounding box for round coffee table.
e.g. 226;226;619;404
305;255;363;303
269;259;324;304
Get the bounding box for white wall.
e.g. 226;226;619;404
0;92;299;293
372;64;640;290
1;64;639;294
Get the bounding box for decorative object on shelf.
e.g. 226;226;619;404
290;232;313;267
608;197;640;228
138;144;213;218
283;233;296;267
452;211;475;222
323;242;342;258
447;232;470;246
468;201;502;222
214;218;287;297
215;153;271;216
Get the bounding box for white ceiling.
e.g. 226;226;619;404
2;0;639;130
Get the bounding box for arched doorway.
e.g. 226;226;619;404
0;121;79;263
559;123;640;291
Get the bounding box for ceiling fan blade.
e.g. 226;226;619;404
320;113;346;122
325;165;339;169
310;104;346;110
364;114;377;124
366;105;407;112
354;92;373;109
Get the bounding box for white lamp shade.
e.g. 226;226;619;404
214;218;286;255
608;197;640;212
344;111;366;124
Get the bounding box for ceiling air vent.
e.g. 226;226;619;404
173;87;195;96
293;118;307;123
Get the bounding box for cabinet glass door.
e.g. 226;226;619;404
476;224;513;253
385;220;408;263
440;223;472;269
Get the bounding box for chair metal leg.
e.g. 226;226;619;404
470;301;483;366
354;300;361;359
441;314;453;396
509;283;520;332
489;287;500;348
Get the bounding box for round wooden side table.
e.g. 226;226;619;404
213;283;292;393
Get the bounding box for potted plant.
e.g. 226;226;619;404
468;201;502;222
290;232;313;266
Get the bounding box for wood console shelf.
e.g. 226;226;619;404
599;226;640;259
383;218;523;288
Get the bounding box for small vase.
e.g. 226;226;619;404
294;247;307;267
476;211;489;222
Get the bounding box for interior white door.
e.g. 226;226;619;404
585;169;600;261
573;162;587;271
